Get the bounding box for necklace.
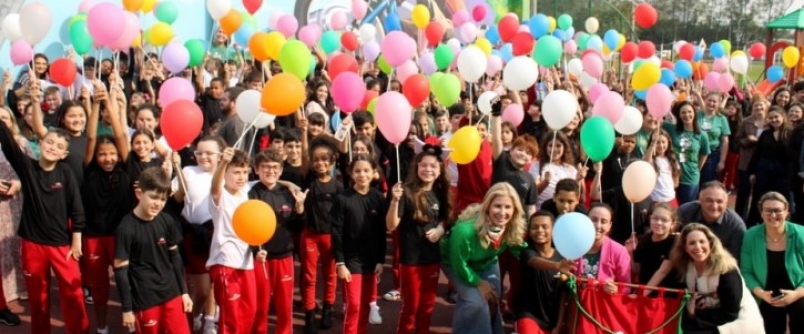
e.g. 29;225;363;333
766;233;786;243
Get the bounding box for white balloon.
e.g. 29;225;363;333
236;90;263;123
19;3;51;45
358;24;376;43
730;55;749;75
542;90;579;130
477;91;499;115
585;17;599;34
1;14;21;41
503;56;538;91
673;41;687;52
206;0;232;20
253;113;277;129
458;45;487;83
614;106;643;135
456;22;478;44
580;71;598;89
568;58;583;77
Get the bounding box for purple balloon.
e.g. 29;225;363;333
158;77;195;108
87;3;126;45
162;43;190;74
10;40;33;66
419;51;437;75
362;40;380;62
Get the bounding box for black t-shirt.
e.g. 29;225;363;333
64;133;88;186
280;161;304;187
634;234;681;288
304;175;344;234
394;190;445;265
332;188;388;273
114;212;183;311
126;152;164;187
491;151;538;209
82;164;134;236
248;183;303;258
514;248;565;330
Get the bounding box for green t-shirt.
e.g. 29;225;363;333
441;219;526;286
633;128;652;159
209;45;241;63
663;122;711;185
696;111;731;152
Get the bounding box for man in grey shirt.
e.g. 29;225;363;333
677;181;746;259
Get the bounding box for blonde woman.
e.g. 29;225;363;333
440;182;527;334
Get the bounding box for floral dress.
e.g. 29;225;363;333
0;138;33;301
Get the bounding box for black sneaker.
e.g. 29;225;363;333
0;308;21;326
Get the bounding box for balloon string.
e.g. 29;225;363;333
348;134;353;163
234;113;263;149
548;131;557;165
259;246;267;279
395;143;401;184
630;202;635;236
247;129;258;159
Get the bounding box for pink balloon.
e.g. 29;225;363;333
268;12;283;30
331;72;366;114
419;51;437;75
592;91;625;124
381;31;416;67
395;60;419;84
582;53;604;78
109;12;140;51
704;72;721;92
10;40;33;66
352;0;368;21
330;11;348;30
78;0;96;13
712;58;729;73
162;42;190;74
588;83;610;103
646;84;672;119
502;104;525;126
564;40;578;54
88;3;126;45
486;55;503;76
158;77;195;108
376;92;413;144
456;22;478;44
518;25;530;34
718;73;735;93
472;5;487;22
277;15;299;38
326;50;343;63
298;24;321;47
452;9;470;27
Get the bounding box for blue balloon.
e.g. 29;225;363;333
660;68;677;87
635;89;647;100
710;42;725;59
384;11;401;32
552;28;564;40
491;49;502;58
552;212;596;260
562;27;575;43
587;35;603;52
528;14;550;38
675;60;693;79
500;43;513;62
233;24;254;48
693;46;703;61
603;29;619;50
485;25;500;44
767;65;785;83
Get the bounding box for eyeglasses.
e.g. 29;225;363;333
762;208;786;216
260;164;282;171
193;151;221;157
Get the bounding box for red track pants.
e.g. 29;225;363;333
342;272;376;334
209;265;257;334
516;317;550;334
83;236;115;307
253;256;294;334
301;230;337;310
396;263;440;334
136;295;191;334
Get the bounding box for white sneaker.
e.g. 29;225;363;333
203;321;217;334
193;314;204;331
382;289;401;301
368;302;382;325
97;327;109;334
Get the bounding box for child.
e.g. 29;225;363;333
645;130;681;207
197;77;225;135
500;121;518;151
634;203;681;290
539;178;587;216
308;112;328;137
280;130;305;188
535;131;584;209
248;149;307;334
42;86;62;127
434;109;451;142
113;167;192;333
333;155;388;334
207;148;257;333
128;129;165;187
0;114;89;333
387;145;451;334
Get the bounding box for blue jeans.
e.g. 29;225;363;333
700;149;721;184
443;263;504;334
677;183;700;206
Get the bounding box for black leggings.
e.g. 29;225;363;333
760;298;804;334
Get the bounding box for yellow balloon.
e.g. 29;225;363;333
631;62;661;91
602;45;611;55
731;50;746;58
617;34;626;51
475;38;492;56
131;33;142;48
448;126;482;164
149;22;173;46
547;16;557;33
411;4;430;29
265;31;287;61
783;46;800;68
141;0;156;12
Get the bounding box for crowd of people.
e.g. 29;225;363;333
0;28;803;334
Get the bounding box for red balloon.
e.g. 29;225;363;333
620;42;638;63
678;43;695;61
402;74;430;107
511;31;534;56
634;4;658;29
243;0;263;15
361;90;379;110
425;22;445;48
327;54;359;80
471;5;486;22
341;31;359;52
160;100;203;150
749;42;766;59
661;60;675;70
637;41;655;59
49;58;77;87
497;14;519;43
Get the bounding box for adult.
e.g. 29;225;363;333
747;106;791;226
677;181;746;260
740;192;804;334
695;92;730;185
734;98;767;219
441;182;527;334
664;101;711;205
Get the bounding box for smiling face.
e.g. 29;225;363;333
284;140;301;162
487;195;515;228
256;161;282;186
33;56;48;75
761;199;788;228
699;186;728;222
350;160;374;188
528;215;553;245
767;110;786;129
589;206;613;242
684;230;711;265
788;105;803;122
311;147;334;175
132;133;155;160
705;94;721;112
62;106;87;134
194;140;222;172
416;155;441;184
224;165;250;192
546;139;565;161
315;85;329;102
775;90;791;107
509;145;533;168
95;142;119;172
643;112;659;132
39;132;69;163
654;133;670;156
649;207;676;239
679;105;696;126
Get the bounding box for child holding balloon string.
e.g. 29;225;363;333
645;129;681;207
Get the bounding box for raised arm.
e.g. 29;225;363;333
28;77;48;140
108;76;131;162
84;84;103;166
211;147;234;205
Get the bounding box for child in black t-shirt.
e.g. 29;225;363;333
113;167;191;333
635;202;682;291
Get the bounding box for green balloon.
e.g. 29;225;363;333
70;20;93;56
432;73;461;107
429;72;444;89
577;33;590;51
367;97;378;114
155;1;178;24
719;40;732;55
320;31;340;55
557;14;573;31
434;44;454;71
69;14;87;29
309;54;317;76
241;12;257;30
279;40;312;81
184;39;205;67
633;59;645;71
534;35;562;67
580;116;615;162
378;55;393;74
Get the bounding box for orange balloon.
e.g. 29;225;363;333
261;73;306;116
122;0;143;12
220;9;242;36
249;32;271;62
232;200;277;246
693;62;709;81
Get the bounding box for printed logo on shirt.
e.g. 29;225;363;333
51;182;63;190
157;238;166;246
369;210;378;215
281;275;292;282
431;203;439;211
280;205;292;213
228;293;241;301
142;319;158;327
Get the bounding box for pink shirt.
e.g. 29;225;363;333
575;237;632;284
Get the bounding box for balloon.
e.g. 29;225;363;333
557;14;573;31
485;55;503;76
622;161;658;202
263;31;286;61
207;0;231;19
592;91;625;124
220;9;242;36
638;41;656;59
412;4;430;29
477;91;499;115
279;40;312;80
236;90;269;124
749;42;766;59
276;15;298;38
502;104;525;126
19;2;52;45
378;55;393;74
533;35;562;67
458;46;487;82
709;42;724;58
634;4;658;28
783;46;800;68
320;31;340;54
382;31;416;67
553;212;595;260
353;0;368;21
154;1;178;24
646;84;672;119
87;3;125;45
718;73;735;92
712;57;728;73
108;12;140;51
730;54;749;74
162;42;190;74
568;58;584;77
476;37;492;56
542;90;579;130
678;43;695;61
403;74;430;107
396;60;418;84
564;40;578;55
472;5;487;22
161;100;203;150
585;17;599;34
232;200;277;246
158;78;195;108
341;31;359;52
363;40;381;62
123;0;143;12
243;0;263;15
603;29;619;51
357;23;376;43
9;40;33;66
767;65;784;84
431;73;461;107
299;24;322;47
331;72;366;114
262;73;305;116
327;53;359;80
582;52;604;78
528;14;550;38
588;83;608;103
631;62;661;91
448;126;482;164
485;24;500;45
49;58;77;87
232;21;254;47
183;39;205;67
675;60;693;79
576;33;590;50
660;68;676;87
456;22;479;44
586;35;603;52
434;44;454;70
498;14;519;42
140;0;156;12
503;56;539;91
693;62;710;80
614;106;643;135
452;9;470;27
148;22;173;46
581;116;615;162
720;40;732;54
330;11;347;30
247;32;270;61
376;92;413;144
69;19;93;55
1;14;21;42
425;22;445;47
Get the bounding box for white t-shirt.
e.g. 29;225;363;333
650;157;676;203
446;159;459;186
206;187;254;270
535;162;578;208
173;166;214;224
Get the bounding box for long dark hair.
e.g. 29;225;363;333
306;80;335;114
56;100;88;133
672;101;699;134
404;149;452;223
